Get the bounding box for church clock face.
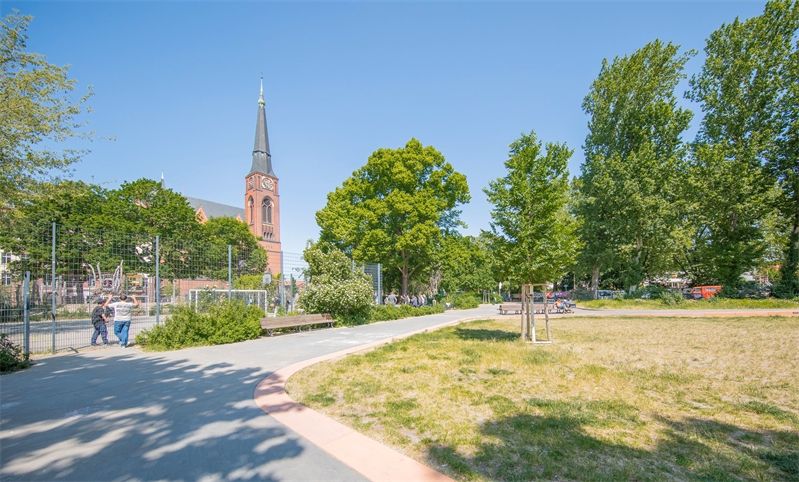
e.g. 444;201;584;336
247;178;254;189
261;177;274;191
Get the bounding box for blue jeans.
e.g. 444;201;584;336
114;321;131;346
91;323;108;344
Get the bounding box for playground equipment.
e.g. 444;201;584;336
520;283;552;344
86;260;124;295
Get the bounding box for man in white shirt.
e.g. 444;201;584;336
104;294;139;347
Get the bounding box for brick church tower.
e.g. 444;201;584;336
244;79;282;276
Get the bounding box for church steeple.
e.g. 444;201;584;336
250;77;275;176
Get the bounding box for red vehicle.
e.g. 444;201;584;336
690;285;722;299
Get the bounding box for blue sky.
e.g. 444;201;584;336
4;1;765;255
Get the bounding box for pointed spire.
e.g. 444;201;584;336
159;172;165;188
250;77;274;176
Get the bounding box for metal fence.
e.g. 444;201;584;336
363;263;383;304
0;222;311;356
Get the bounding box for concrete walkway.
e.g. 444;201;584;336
0;306;497;481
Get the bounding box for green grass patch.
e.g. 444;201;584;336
579;298;799;310
288;316;799;481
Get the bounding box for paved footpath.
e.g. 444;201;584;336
2;306;795;482
0;306;497;482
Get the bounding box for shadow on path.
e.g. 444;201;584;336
0;353;324;481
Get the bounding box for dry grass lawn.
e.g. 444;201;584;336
578;298;799;310
287;316;799;481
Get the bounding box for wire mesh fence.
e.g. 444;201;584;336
0;223;312;356
0;221;387;355
363;263;383;304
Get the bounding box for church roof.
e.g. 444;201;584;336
250;78;275;177
185;196;244;220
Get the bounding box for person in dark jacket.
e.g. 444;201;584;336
90;297;109;346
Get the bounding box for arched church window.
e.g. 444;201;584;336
248;197;254;224
262;198;273;225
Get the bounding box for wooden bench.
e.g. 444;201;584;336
261;313;334;336
499;302;561;315
498;303;523;315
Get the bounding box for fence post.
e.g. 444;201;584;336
51;221;56;354
23;271;30;358
227;244;232;300
377;263;383;304
279;252;286;310
155;236;160;325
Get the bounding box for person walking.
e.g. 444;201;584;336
104;294;139;347
90;297;109;345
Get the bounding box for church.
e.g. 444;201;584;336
186;80;282;276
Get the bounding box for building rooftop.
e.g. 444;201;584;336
186;196;244;220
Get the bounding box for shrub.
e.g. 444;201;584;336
366;304;445;323
136;300;263;351
299;242;374;322
659;290;685;306
449;292;481;309
0;334;30;372
300;277;373;322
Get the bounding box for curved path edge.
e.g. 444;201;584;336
254;315;489;482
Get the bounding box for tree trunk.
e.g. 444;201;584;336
400;251;409;297
591;265;599;298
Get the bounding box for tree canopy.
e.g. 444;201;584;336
1;178;266;286
485;131;580;285
577;40;693;291
687;0;798;292
317;138;470;295
0;13;92;217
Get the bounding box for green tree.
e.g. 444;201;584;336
298;241;374;322
0;181;108;303
436;233;495;295
316;138;470;296
578;40;694;291
772;1;799;296
0;13;92;217
102;179;203;278
202;217;267;280
485;131;580;285
1;180;106;276
687;0;798;292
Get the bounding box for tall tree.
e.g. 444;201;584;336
316;139;470;296
687;0;799;292
485;131;579;285
103;179;203;278
773;1;799;296
1;181;106;278
0;13;92;217
201;217;267;280
435;234;495;295
578;40;694;290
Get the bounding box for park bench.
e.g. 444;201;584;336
499;302;563;315
498;303;523;315
261;313;334;336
